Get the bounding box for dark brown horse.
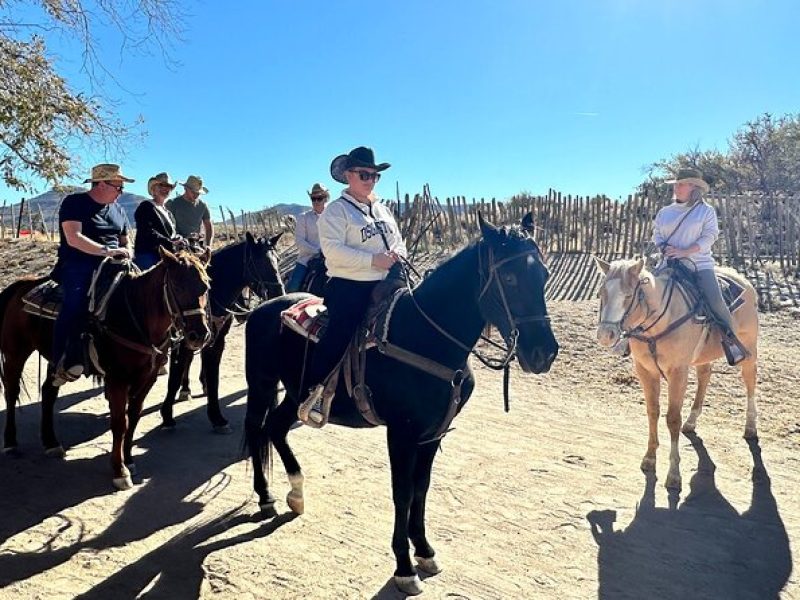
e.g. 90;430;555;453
0;248;211;490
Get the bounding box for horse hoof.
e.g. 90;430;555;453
113;475;133;491
743;428;758;440
212;424;233;435
1;445;19;456
45;445;66;458
286;492;304;515
394;575;423;596
160;419;176;430
177;390;191;403
415;555;442;575
125;462;138;477
640;457;656;472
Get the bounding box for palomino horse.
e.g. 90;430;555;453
244;215;558;595
594;257;759;491
160;232;285;432
0;249;211;489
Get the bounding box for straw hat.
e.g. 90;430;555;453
83;163;134;183
664;168;710;193
147;172;177;196
307;183;329;198
181;175;209;195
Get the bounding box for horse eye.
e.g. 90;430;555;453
503;273;517;286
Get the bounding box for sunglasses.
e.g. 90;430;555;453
157;183;174;189
350;170;381;183
311;197;327;203
104;181;124;192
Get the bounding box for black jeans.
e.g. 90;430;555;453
305;277;378;388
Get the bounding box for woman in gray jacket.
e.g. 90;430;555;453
298;146;407;427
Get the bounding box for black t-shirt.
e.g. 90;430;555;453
56;192;128;268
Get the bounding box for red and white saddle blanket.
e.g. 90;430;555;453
280;296;329;343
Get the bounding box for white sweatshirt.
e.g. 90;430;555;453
652;200;719;270
294;209;321;266
318;192;407;281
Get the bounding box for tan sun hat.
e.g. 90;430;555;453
83;163;134;184
147;172;177;196
307;183;329;198
664;168;710;193
181;175;209;194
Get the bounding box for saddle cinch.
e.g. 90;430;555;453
280;280;406;427
21;258;139;375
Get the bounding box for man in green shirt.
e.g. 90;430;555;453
166;175;214;248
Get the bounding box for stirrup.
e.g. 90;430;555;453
297;385;327;429
721;337;748;367
53;363;84;387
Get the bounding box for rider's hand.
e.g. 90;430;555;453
110;247;131;259
372;251;399;271
663;245;687;259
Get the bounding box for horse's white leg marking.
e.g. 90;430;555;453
665;367;688;490
286;472;304;514
741;358;758;439
394;574;423;596
682;363;712;433
635;360;660;472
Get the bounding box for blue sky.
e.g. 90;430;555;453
3;0;799;213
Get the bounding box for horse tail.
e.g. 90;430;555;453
0;277;46;391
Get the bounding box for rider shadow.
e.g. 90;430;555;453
587;435;791;600
0;390;253;588
74;508;297;599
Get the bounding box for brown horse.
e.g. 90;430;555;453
594;257;759;491
0;248;211;490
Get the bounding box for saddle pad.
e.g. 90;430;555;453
22;279;62;320
88;258;138;320
280;296;328;343
718;274;746;314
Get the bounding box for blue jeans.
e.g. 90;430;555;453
52;263;95;367
134;252;159;270
286;263;308;293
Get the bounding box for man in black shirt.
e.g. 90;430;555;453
51;163;134;386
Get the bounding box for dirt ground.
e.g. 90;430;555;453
0;240;798;599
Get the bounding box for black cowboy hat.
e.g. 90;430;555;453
330;146;391;184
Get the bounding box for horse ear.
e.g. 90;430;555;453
478;212;498;239
245;231;256;245
201;247;212;265
593;255;611;275
521;212;535;233
631;257;644;277
268;232;284;247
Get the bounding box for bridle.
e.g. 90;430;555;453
243;241;284;298
162;268;208;337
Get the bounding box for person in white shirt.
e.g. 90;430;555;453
653;168;747;365
286;183;328;292
297;146;407;427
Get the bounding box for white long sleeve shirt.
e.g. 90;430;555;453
652;200;719;270
318;192;407;281
294;209;321;266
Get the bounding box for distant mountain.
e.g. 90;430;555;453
270;203;308;217
0;188;147;231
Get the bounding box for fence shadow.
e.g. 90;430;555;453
586;435;791;600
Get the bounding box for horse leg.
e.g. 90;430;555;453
741;357;758;439
682;363;712;434
124;374;158;475
202;340;230;432
1;355;26;453
40;368;65;456
408;439;442;576
665;366;689;491
106;379;133;490
387;426;423;596
267;398;304;514
161;345;189;428
180;348;194;401
245;375;282;510
634;359;661;472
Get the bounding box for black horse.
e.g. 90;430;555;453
160;232;284;432
244;215;559;595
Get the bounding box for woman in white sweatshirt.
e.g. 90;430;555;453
653;168;747;365
298;146;407;426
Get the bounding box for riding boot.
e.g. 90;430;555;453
297;384;326;428
720;329;748;367
52;338;85;387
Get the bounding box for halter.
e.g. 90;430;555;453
243;240;284;298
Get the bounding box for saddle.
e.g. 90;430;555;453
667;260;746;324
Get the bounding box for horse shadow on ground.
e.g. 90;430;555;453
0;389;263;590
587;435;792;600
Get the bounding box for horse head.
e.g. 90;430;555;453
594;257;650;350
159;246;211;351
244;231;285;299
477;213;558;374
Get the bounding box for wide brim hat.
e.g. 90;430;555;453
664;168;710;193
181;175;209;194
83;163;134;184
330;146;390;184
307;182;330;198
147;172;177;196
